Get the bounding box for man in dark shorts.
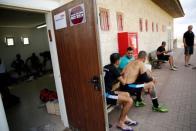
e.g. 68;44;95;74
121;51;168;113
104;53;137;131
156;41;178;71
183;25;195;67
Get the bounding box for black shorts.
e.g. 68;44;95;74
158;55;170;61
121;84;143;96
105;91;118;105
185;46;194;55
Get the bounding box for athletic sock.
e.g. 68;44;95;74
152;98;159;108
136;88;142;102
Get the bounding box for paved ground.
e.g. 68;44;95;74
109;48;196;131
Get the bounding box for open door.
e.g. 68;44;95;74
52;0;106;130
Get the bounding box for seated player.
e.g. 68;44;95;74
121;51;168;112
104;53;138;131
156;41;178;71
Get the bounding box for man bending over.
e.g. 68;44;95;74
104;53;138;131
121;51;168;112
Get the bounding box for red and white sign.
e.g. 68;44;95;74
69;3;86;26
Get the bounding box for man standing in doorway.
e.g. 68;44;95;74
183;25;195;67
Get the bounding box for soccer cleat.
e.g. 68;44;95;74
134;101;146;107
152;105;168;113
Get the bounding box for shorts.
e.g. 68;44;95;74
120;84;143;97
157;55;170;61
185;46;194;55
105;91;118;105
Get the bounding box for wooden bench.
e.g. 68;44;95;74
148;51;166;69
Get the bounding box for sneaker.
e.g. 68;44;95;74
173;65;178;68
152;105;168;113
170;67;178;71
135;101;146;107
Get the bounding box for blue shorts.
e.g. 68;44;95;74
105;91;118;105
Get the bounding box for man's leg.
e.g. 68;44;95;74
144;82;168;112
187;55;191;65
117;92;133;128
168;56;173;67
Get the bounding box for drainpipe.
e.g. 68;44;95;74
0;94;9;131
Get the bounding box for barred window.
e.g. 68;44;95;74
145;19;148;32
116;12;123;31
139;18;143;32
152;22;154;32
99;8;110;31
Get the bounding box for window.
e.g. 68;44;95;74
156;23;158;32
99;8;110;31
139;18;143;32
23;37;29;45
145;19;148;32
152;22;154;32
116;12;123;31
6;37;14;46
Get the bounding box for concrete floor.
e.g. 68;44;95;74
109;48;196;131
5;74;65;131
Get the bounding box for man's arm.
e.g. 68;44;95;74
183;33;187;47
117;76;126;85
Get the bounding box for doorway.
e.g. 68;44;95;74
0;7;65;131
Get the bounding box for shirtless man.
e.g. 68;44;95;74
121;51;168;112
104;53;138;131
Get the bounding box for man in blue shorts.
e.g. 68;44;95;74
104;53;138;131
121;51;168;112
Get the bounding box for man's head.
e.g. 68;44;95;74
126;47;134;58
16;54;21;59
110;53;120;65
137;51;147;62
188;25;193;31
161;41;166;47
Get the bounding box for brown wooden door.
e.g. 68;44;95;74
52;0;106;131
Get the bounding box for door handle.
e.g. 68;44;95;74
89;76;101;91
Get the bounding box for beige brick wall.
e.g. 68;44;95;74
97;0;174;65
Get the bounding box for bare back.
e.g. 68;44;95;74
122;60;146;84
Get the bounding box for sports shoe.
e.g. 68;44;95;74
173;65;178;68
152;105;168;113
135;101;146;107
170;67;178;71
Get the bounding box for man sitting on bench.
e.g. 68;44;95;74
121;51;168;113
156;41;178;71
104;53;138;131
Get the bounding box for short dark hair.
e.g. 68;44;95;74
127;47;133;51
110;53;120;64
162;41;166;45
138;51;147;59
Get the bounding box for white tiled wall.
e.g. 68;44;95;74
97;0;173;65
